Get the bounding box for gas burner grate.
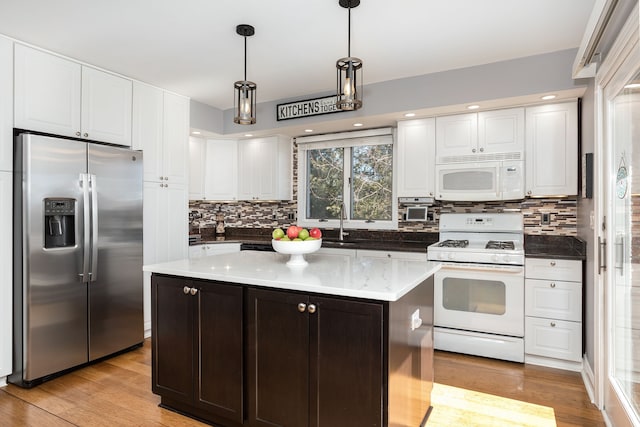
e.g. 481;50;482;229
485;240;515;250
438;239;469;248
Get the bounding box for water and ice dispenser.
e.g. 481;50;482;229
44;198;76;248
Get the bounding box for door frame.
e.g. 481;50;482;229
594;4;640;425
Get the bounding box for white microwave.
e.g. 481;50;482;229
435;160;525;201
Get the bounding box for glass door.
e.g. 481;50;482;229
604;63;640;426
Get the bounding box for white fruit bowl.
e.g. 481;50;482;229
272;238;322;267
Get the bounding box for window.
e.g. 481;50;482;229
297;129;397;230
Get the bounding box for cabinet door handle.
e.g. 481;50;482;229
550;283;556;288
550;322;556;327
550;261;556;267
307;304;316;314
472;148;476;153
83;133;88;138
479;147;484;152
183;286;190;294
190;287;198;296
297;303;307;313
76;131;81;137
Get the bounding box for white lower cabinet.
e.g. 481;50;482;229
524;258;582;370
0;171;12;380
143;181;188;336
189;243;241;258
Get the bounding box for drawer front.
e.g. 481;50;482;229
525;258;581;282
357;249;426;261
525;279;581;321
525;316;582;362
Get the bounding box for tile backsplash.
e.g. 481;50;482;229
189;197;577;236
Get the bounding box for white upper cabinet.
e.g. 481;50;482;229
132;82;189;185
0;35;12;172
436;108;524;162
132;82;163;180
189;137;238;201
80;66;132;146
237;136;291;201
203;138;238;200
435;113;477;161
477;108;525;156
162;92;189;184
397;118;436;197
14;44;132;146
188;137;206;200
525;102;578;197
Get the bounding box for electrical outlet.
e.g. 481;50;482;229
287;213;295;220
541;213;550;225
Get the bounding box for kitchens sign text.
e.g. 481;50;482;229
276;96;343;121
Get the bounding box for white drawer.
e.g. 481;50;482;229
525;316;582;362
525;279;582;321
357;249;426;261
525;258;581;282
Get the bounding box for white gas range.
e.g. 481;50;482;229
427;212;525;363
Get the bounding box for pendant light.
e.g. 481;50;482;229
234;24;257;125
336;0;363;111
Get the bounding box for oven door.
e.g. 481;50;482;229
434;263;524;337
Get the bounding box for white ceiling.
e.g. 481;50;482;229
0;0;596;113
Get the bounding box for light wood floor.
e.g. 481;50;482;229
0;340;604;426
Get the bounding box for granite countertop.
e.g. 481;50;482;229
144;251;440;302
524;235;587;260
190;228;438;254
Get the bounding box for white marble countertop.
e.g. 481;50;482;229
144;251;441;302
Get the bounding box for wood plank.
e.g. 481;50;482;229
0;340;605;426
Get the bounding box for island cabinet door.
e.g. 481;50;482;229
151;275;195;403
194;279;244;424
247;288;310;427
309;296;385;427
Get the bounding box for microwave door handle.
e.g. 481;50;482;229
496;164;502;198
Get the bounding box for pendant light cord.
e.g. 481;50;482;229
244;35;247;81
347;6;351;57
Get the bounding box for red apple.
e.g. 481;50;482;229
286;225;300;239
309;228;322;239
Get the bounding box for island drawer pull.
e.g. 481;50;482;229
297;303;307;313
550;283;556;288
308;304;316;314
190;288;198;296
183;286;190;295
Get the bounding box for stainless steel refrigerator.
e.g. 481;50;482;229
10;133;144;387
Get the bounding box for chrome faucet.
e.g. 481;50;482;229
339;203;349;241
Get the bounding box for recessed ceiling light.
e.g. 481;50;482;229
404;113;416;118
244;134;253;137
304;129;313;133
624;83;640;89
353;123;364;127
191;131;201;135
541;95;556;100
467;105;480;110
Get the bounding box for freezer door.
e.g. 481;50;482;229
87;144;143;360
18;134;88;382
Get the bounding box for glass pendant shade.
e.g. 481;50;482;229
336;56;362;111
234;80;256;125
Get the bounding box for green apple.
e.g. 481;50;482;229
272;228;285;240
280;236;291;241
298;228;310;240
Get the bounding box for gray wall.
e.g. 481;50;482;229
578;79;596;369
192;48;584;136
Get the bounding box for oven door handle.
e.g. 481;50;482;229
439;263;524;274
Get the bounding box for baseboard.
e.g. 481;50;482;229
524;354;583;372
581;355;597;406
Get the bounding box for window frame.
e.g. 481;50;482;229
297;128;398;231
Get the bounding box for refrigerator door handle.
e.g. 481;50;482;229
80;173;91;282
89;174;98;282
